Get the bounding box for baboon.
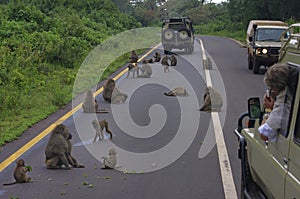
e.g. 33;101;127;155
170;54;177;66
103;78;128;104
3;159;31;186
153;51;161;62
45;124;84;169
161;56;170;72
146;58;154;63
164;87;188;96
101;148;117;169
111;87;128;104
82;90;108;113
129;50;139;63
127;63;139;78
199;86;223;112
103;78;116;103
92;119;113;142
138;60;152;78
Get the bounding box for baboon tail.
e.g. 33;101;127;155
3;182;17;186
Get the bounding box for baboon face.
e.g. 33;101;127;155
109;148;116;155
16;159;25;167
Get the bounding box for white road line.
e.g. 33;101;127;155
199;38;238;199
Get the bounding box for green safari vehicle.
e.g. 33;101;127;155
235;23;300;199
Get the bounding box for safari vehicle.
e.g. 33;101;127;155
246;20;289;74
235;23;300;199
161;17;194;54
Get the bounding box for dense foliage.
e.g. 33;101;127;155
0;0;141;145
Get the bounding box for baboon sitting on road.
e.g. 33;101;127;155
161;56;170;72
129;50;139;63
170;54;177;66
3;159;31;186
92;119;113;142
199;86;223;112
153;51;161;62
101;148;117;169
45;124;84;169
103;78;128;104
138;60;152;78
82;90;108;113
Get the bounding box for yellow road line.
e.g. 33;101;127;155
0;44;160;173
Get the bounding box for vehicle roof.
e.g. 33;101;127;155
247;20;288;35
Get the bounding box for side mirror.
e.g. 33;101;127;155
248;97;261;119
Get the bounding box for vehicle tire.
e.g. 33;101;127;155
164;49;171;54
253;58;260;74
162;29;175;41
241;150;253;199
248;54;253;70
178;29;190;41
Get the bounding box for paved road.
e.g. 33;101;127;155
0;36;267;199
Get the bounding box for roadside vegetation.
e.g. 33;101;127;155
1;0;299;146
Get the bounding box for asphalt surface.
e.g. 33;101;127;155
0;35;267;199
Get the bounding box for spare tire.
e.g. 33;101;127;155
178;29;190;41
162;29;175;41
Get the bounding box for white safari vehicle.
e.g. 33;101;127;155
235;23;300;198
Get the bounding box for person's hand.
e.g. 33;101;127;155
263;94;274;110
259;133;269;141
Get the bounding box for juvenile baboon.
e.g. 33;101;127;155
138;60;152;78
153;51;161;62
129;50;139;63
170;54;177;66
3;159;31;186
92;119;113;142
164;87;188;96
161;56;170;72
101;148;117;169
45;124;84;169
127;63;139;78
103;78;116;102
199;86;223;112
103;78;128;104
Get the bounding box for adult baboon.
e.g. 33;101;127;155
111;87;128;104
82;90;98;113
170;54;177;66
103;78;116;103
92;119;113;142
127;63;139;78
3;159;31;186
129;50;139;63
153;51;161;62
161;56;170;72
146;58;154;63
101;148;117;169
138;60;152;78
45;124;84;169
199;86;223;112
164;87;188;96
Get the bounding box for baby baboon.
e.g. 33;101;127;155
199;86;223;112
138;60;152;78
127;63;139;78
3;159;31;186
164;87;188;96
101;148;117;169
129;50;139;63
103;78;116;103
91;119;113;142
170;54;177;66
153;51;161;62
161;56;170;72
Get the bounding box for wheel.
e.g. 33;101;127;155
178;29;190;41
248;54;253;70
253;58;260;74
164;49;171;54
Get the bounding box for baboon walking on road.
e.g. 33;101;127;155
199;86;223;112
92;119;113;142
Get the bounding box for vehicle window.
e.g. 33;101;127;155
256;28;286;41
168;24;184;30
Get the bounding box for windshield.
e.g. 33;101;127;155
256;28;288;42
